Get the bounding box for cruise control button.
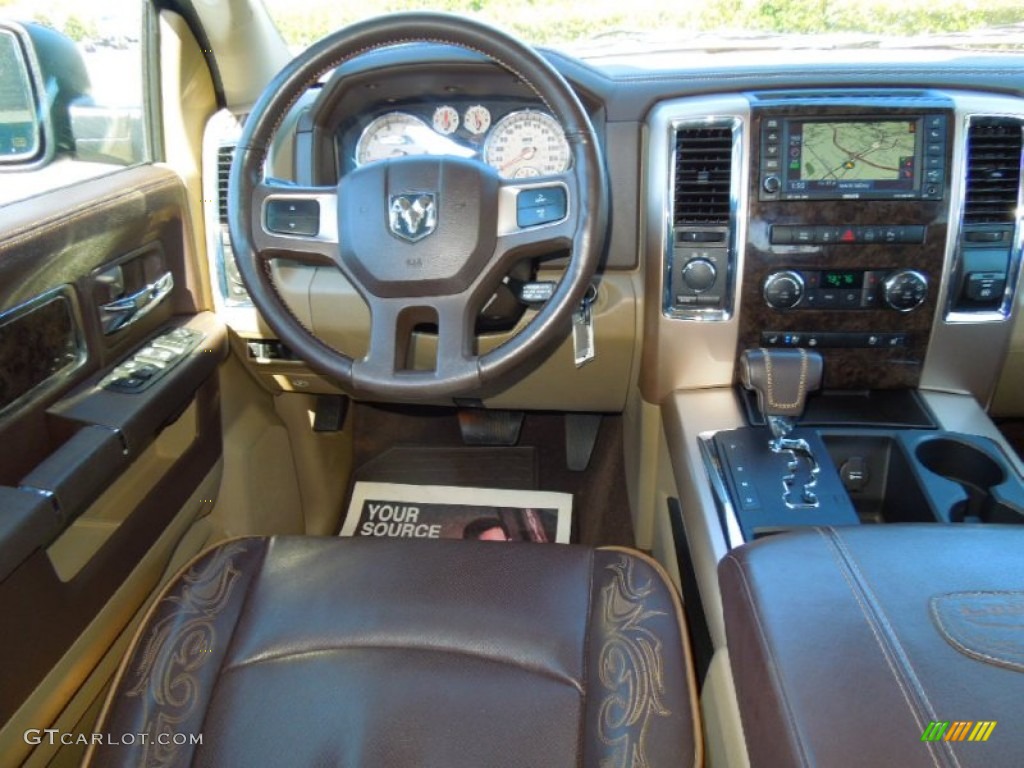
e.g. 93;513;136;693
265;199;320;236
517;186;566;211
516;186;567;228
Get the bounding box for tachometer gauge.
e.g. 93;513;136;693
463;105;491;135
432;105;459;135
355;112;432;166
484;110;570;180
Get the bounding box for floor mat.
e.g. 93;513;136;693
347;404;635;547
354;445;536;489
341;481;572;543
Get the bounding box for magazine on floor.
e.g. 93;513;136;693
341;482;573;544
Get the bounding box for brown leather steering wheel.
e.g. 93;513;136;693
228;12;607;400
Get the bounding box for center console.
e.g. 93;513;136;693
645;89;1024;768
644;87;1024;643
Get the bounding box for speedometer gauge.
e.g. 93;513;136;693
484;110;570;180
355;112;432;166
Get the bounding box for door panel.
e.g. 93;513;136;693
0;165;225;758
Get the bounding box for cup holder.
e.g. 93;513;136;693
914;437;1019;523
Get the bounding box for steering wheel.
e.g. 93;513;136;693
229;12;607;400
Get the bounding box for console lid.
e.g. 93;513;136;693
719;525;1023;767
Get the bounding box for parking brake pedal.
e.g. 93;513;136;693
457;409;524;446
565;413;602;471
312;395;349;432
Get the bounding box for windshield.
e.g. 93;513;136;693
261;0;1024;54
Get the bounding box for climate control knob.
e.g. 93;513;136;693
882;269;928;312
763;270;805;310
681;258;717;292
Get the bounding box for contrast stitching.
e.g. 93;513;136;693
197;539;271;743
765;347;807;410
818;529;951;768
930;591;1024;671
722;553;812;767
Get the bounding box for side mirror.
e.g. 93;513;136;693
0;21;52;168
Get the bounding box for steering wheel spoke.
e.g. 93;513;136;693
250;181;340;267
352;296;479;396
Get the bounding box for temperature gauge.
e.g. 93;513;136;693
432;105;459;135
463;105;491;135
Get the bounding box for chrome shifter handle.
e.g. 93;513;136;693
740;347;825;508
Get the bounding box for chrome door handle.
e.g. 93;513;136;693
99;271;174;334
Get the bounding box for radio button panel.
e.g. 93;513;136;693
770;224;925;245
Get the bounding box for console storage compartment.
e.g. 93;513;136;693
719;525;1024;768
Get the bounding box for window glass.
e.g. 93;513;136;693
0;0;146;203
262;0;1024;53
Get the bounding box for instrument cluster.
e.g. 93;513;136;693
346;101;570;180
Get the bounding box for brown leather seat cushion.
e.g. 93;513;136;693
719;525;1023;768
89;537;700;767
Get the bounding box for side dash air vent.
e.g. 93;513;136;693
964;119;1023;225
217;144;235;227
673;126;734;227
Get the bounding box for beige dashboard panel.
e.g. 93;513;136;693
268;266;639;411
991;289;1024;416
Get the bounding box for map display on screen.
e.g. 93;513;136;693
795;121;917;182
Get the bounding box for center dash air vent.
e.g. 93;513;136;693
964;119;1023;225
673;126;734;227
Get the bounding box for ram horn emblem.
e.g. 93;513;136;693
389;193;437;242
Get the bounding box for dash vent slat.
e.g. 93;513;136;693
964;119;1023;225
217;144;235;227
673;126;733;227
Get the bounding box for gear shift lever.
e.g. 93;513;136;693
740;348;823;448
740;348;824;508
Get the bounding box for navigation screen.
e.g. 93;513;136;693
785;119;921;199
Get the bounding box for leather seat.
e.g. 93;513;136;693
719;525;1024;768
87;537;701;767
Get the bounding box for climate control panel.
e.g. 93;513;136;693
763;268;928;312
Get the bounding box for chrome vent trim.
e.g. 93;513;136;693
673;126;734;227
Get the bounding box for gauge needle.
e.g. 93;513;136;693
500;146;537;172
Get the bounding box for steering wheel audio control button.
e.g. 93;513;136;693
266;198;320;236
516;185;567;227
